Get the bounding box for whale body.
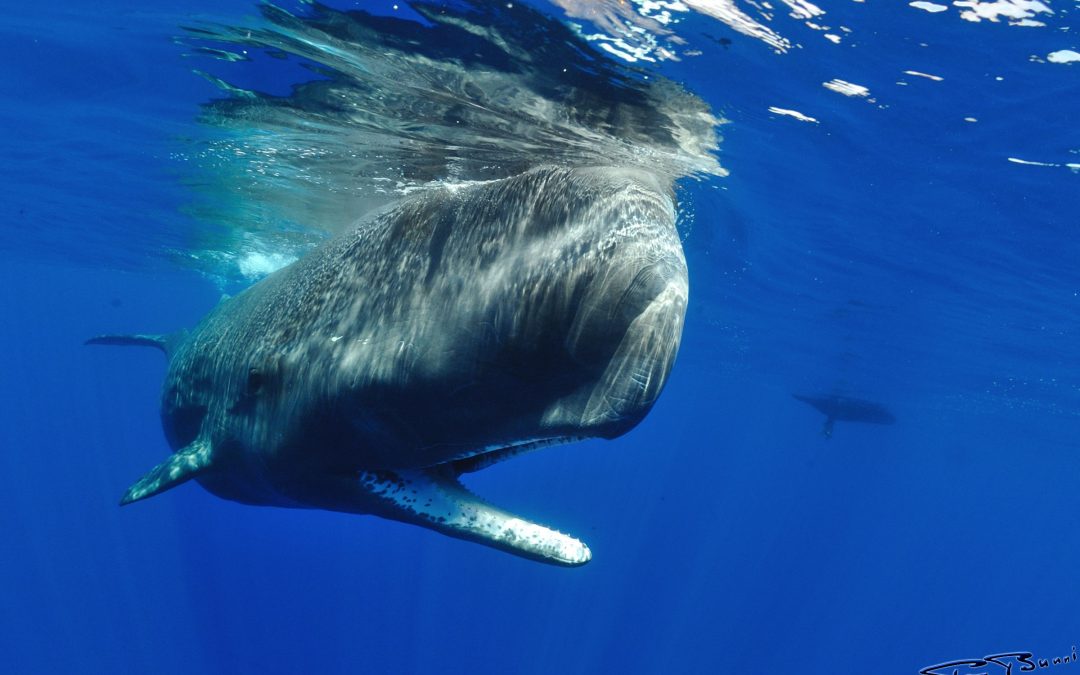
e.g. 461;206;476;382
89;166;688;566
793;393;896;439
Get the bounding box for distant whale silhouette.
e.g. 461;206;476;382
88;166;687;566
792;394;896;439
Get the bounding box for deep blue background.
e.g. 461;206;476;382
2;1;1079;673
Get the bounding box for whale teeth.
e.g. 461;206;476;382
450;436;584;474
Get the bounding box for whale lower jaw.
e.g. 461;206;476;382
356;467;591;566
336;437;590;566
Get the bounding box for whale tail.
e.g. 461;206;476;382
85;331;186;358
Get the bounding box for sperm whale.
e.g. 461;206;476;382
89;166;687;565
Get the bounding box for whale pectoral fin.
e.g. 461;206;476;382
822;417;835;439
321;469;591;566
120;440;213;505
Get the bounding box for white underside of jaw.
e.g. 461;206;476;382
446;509;591;566
359;453;591;566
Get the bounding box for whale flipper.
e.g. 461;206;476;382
822;417;835;439
86;332;186;357
120;440;213;506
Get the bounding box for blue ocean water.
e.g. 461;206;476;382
2;1;1078;673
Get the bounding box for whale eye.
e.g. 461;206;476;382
246;368;264;395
